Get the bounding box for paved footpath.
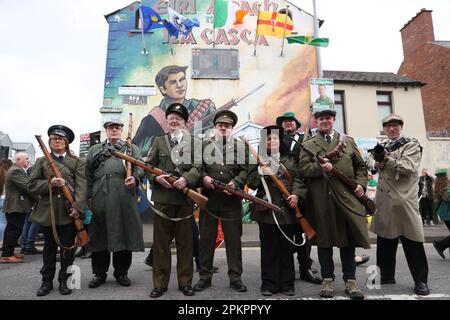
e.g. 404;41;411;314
1;243;449;300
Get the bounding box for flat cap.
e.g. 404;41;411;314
382;114;404;126
213;110;238;127
103;119;124;129
47;125;75;144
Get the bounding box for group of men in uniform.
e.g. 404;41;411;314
10;98;430;299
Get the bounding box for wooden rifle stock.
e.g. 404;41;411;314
299;143;376;215
210;180;282;213
126;113;133;178
111;150;208;209
186;98;237;132
34;135;89;246
240;137;316;240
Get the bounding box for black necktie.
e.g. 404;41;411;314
171;139;178;147
325;135;331;144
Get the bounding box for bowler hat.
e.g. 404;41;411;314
276;112;301;128
382;114;404;126
103;119;124;129
47;125;75;144
213;110;238;127
166;103;189;122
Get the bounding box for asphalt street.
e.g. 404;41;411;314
1;244;449;301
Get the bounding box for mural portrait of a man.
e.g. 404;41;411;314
133;65;216;156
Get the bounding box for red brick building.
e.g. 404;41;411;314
398;9;450;138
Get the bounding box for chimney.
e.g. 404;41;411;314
400;8;435;59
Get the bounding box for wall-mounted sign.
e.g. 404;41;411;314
123;95;147;105
192;48;239;79
118;86;156;96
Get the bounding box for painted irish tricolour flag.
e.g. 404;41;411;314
214;0;248;28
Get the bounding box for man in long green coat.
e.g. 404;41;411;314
299;107;369;300
28;125;87;296
193;110;249;293
85;119;144;289
146;103;202;298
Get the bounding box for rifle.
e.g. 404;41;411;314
186;83;265;132
210;179;282;213
241;137;316;240
299;142;376;215
111;150;208;209
34;135;89;246
126;113;133;178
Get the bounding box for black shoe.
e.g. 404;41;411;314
433;241;445;259
281;288;295;296
230;280;247;292
58;281;72;295
193;279;211;291
144;258;153;268
115;275;131;287
20;247;26;254
261;289;273;296
380;277;396;285
179;285;195;296
37;282;53;297
88;275;107;288
355;255;370;266
150;287;167;298
300;269;322;284
414;282;430;296
24;247;43;255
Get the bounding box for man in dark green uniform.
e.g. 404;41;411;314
133;65;216;156
85;119;144;289
27;125;87;296
146;103;202;298
299;107;369;300
276;112;322;284
194;110;249;293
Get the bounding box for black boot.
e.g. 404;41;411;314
59;281;72;295
37;281;53;297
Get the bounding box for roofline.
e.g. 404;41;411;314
104;1;137;21
332;79;425;87
400;8;433;32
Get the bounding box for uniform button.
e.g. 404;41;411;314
220;171;223;175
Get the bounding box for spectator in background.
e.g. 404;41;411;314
1;153;35;263
432;168;450;259
419;169;434;226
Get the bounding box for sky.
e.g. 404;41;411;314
0;0;449;158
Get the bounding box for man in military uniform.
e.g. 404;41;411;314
27;125;87;296
85;120;144;289
367;114;430;296
133;65;216;156
1;152;34;263
194;110;249;293
275;111;322;284
146;103;202;298
299;107;369;300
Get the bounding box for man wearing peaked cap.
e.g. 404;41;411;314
381;114;404;126
27;125;87;296
103;119;124;129
166;103;189;122
47;125;75;144
213;110;238;127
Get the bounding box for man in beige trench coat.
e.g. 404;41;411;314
367;114;429;296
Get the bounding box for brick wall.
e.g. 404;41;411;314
398;9;450;137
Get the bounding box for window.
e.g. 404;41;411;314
334;91;346;133
377;92;393;134
135;10;142;30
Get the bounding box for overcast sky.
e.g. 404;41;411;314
0;0;449;157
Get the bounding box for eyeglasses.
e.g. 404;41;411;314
49;136;65;141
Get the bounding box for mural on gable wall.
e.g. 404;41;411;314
102;0;318;156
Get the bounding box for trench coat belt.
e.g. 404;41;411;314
94;172;124;194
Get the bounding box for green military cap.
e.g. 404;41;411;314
166;103;189;122
276;112;301;128
213;110;238;127
382;114;404;126
103;119;124;129
47;125;75;144
312;105;337;118
435;168;448;176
